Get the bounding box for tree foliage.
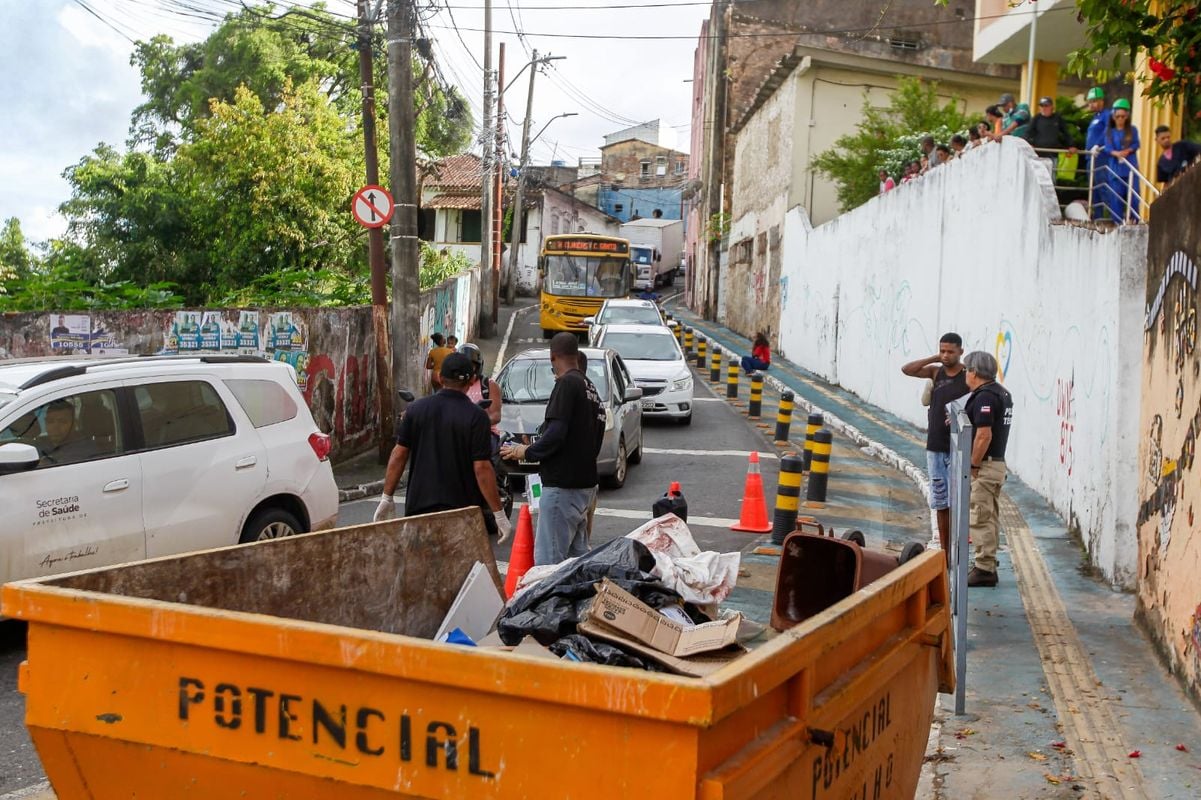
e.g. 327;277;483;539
14;2;477;310
812;78;975;212
1064;0;1201;113
0;218;33;290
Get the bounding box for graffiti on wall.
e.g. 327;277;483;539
1056;375;1075;477
994;326;1014;384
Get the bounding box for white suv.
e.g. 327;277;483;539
0;355;338;584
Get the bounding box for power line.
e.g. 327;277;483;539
427;4;1076;41
441;0;485;70
444;1;710;8
69;0;139;43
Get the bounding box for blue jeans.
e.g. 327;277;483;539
741;356;769;374
534;486;595;565
926;450;951;510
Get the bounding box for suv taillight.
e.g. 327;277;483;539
308;432;332;462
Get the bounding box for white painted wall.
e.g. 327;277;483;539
778;137;1148;587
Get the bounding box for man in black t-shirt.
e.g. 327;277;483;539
375;353;512;542
501;333;604;565
901;332;969;553
962;351;1013;588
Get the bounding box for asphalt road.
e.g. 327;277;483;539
0;304;783;797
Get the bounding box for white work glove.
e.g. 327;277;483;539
494;510;513;543
373;495;396;522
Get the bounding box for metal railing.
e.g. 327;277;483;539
947;398;972;716
1031;146;1160;224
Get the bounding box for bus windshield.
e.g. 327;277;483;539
544;256;631;298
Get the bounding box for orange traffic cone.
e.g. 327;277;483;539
504;505;535;598
731;451;773;533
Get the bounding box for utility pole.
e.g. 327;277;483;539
703;2;728;321
506;49;539;307
478;0;496;338
386;0;421;399
506;52;567;305
493;43;506;313
356;0;393;464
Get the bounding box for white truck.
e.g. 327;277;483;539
621;218;684;291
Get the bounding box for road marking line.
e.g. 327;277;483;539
643;447;779;460
1000;495;1147;798
691;397;725;403
492;304;534;380
0;782;52;800
592;506;740;528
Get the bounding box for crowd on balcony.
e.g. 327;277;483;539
877;89;1199;224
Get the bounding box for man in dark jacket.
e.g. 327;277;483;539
1023;97;1076;159
1155;125;1201;185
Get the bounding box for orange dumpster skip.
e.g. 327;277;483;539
2;507;953;800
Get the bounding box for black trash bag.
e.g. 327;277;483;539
497;537;682;646
550;634;668;672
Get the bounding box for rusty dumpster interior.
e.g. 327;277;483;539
44;508;501;640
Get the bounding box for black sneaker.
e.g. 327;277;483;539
967;567;998;587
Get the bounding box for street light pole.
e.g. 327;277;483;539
504;53;569;305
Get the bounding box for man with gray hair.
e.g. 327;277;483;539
963;351;1013;587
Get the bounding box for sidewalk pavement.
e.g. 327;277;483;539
669;300;1201;799
332;298;539;502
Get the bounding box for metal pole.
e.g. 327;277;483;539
478;0;495;338
506;50;538;306
494;43;506;309
947;398;972;715
386;0;422;399
1025;0;1038;107
357;0;394;463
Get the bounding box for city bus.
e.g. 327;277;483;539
538;233;634;337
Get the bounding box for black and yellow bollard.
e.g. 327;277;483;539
673;323;683;345
684;327;694;356
773;391;794;445
710;348;723;383
802;412;824;471
726;359;740;399
804;429;833;508
748;372;764;418
696;335;707;369
771;454;804;545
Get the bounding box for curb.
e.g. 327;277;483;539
0;782;52;800
678;317;939;545
338;480;385;503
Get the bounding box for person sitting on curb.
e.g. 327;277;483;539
740;332;771;375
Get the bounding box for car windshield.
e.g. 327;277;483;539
600;332;680;362
598;306;661;325
499;357;609;403
543;256;630;298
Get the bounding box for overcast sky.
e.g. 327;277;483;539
0;0;707;243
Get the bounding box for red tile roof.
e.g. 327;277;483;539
425;193;482;210
424;154;483;191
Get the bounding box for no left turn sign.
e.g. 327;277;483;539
351;185;394;229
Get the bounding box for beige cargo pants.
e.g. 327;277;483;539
969;460;1007;573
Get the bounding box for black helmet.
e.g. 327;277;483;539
457;342;484;376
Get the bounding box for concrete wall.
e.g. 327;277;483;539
1135;164;1201;705
775;137;1147;587
0;270;481;463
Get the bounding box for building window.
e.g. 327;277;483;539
655;156;667;176
460;210;481;243
639;161;651;178
674;160;685;175
551;214;560;235
614;203;624;214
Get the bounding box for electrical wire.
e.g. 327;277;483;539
426;3;1076;41
69;0;139;43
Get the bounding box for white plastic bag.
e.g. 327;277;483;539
625;514;740;605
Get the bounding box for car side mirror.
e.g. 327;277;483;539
582;317;596;326
624;386;644;403
397;389;415;403
0;442;41;475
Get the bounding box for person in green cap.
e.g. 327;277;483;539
1085;87;1112;219
1100;98;1142;220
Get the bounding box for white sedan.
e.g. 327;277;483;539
594;324;693;425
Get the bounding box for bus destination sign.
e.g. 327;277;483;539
549;237;629;255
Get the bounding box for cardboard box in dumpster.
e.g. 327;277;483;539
586;578;741;656
576;579;746;676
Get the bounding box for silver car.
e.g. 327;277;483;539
495;347;643;489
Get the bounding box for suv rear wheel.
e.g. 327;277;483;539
239;507;304;544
